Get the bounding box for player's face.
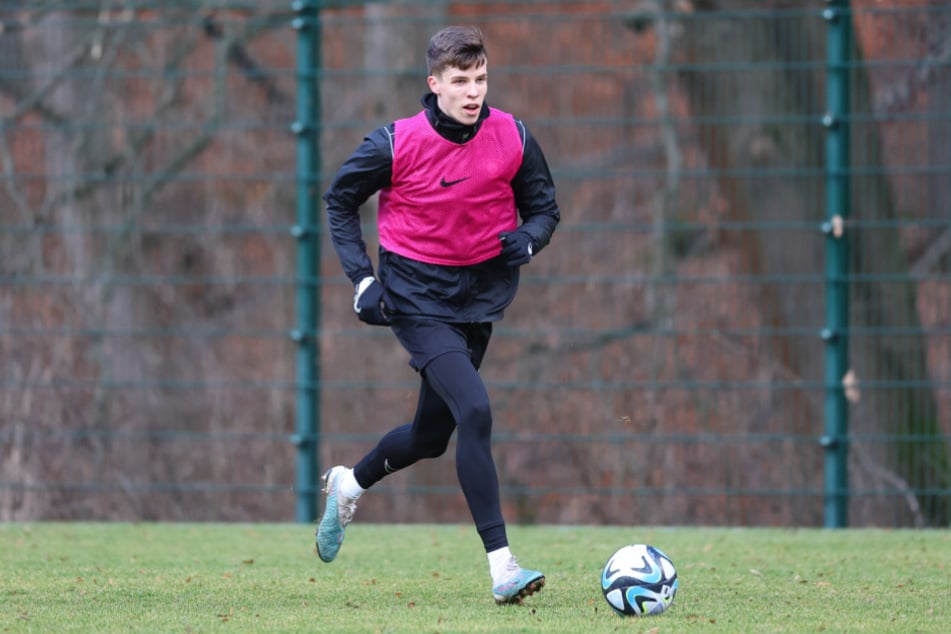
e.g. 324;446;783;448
427;62;487;125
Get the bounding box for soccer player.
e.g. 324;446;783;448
316;25;560;605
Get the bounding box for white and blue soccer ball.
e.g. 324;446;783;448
600;543;678;617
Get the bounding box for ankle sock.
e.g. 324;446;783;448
338;467;365;500
487;546;513;583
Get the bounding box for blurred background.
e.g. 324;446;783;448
1;0;948;528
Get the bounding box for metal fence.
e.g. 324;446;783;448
1;1;949;528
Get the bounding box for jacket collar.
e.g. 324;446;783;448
421;92;490;144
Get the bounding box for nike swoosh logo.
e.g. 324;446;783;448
440;176;469;187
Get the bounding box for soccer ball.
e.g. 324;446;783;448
600;543;678;617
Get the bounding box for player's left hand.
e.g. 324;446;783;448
499;230;534;267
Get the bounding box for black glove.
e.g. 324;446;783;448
353;277;390;326
498;230;534;267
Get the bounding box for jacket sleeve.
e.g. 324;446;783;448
511;118;561;254
323;125;394;285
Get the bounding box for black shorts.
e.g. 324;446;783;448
390;319;492;372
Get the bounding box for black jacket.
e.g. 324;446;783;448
324;93;560;323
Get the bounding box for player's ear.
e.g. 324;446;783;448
427;74;439;94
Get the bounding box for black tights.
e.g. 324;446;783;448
352;350;507;552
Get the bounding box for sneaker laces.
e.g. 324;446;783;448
497;556;522;585
322;469;358;527
338;495;357;527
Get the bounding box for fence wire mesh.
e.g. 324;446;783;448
1;1;949;527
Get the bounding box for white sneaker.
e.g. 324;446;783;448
314;466;358;563
492;557;545;604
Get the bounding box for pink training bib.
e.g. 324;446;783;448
378;108;523;266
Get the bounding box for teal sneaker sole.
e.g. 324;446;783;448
493;570;545;604
315;468;344;563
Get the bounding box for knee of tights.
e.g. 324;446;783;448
418;440;450;459
457;400;491;429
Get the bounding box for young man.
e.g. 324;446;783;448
317;25;560;605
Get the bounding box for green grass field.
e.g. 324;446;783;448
1;523;949;633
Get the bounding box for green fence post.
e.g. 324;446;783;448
821;0;851;528
291;0;322;523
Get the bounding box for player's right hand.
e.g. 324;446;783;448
353;276;390;326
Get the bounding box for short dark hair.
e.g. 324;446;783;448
426;26;487;77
